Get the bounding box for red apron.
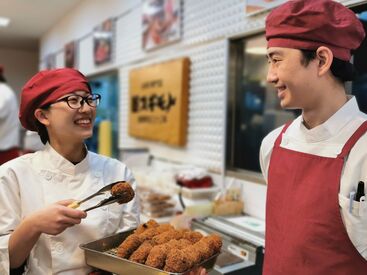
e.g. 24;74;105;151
264;121;367;275
0;147;20;165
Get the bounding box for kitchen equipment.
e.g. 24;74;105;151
80;229;219;275
191;216;264;275
68;181;126;209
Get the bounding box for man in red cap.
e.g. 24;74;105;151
260;0;367;274
0;65;20;165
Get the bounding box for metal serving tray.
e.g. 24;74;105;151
80;229;219;275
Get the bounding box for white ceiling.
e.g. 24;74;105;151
0;0;82;51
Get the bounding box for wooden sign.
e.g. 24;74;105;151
129;58;190;146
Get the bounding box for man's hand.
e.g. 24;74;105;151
186;267;207;275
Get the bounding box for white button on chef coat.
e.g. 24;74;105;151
53;242;64;254
260;96;367;259
0;143;140;275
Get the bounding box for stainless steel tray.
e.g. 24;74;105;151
80;229;219;275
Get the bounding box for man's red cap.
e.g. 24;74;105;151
19;68;91;131
265;0;365;61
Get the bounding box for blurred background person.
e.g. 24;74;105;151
0;65;20;165
22;130;45;154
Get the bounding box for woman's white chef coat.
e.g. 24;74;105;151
260;96;367;259
0;143;140;275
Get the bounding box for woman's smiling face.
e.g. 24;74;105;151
43;90;97;144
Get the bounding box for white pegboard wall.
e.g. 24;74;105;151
118;40;227;173
115;3;144;66
183;0;270;46
78;37;93;74
184;0;248;45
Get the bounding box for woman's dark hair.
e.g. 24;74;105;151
35;105;51;145
300;49;358;83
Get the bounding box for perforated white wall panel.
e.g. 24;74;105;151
115;3;144;66
184;0;260;45
119;39;227;172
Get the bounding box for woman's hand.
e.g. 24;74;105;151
9;200;87;268
186;267;207;275
28;199;87;235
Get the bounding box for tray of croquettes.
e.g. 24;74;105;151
80;219;222;275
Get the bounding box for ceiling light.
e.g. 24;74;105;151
0;17;10;27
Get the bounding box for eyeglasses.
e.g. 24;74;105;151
53;94;101;109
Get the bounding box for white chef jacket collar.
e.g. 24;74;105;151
42;143;90;175
297;96;359;142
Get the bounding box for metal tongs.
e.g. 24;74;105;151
68;181;125;212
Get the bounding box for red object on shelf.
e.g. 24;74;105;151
176;176;213;188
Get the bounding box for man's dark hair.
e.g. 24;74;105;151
300;49;357;83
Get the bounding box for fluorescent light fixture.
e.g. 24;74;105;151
0;16;10;27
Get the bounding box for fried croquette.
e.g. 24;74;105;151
134;219;159;234
129;240;154;264
111;181;135;204
169;238;192;249
164;235;222;272
205;234;222;254
183;230;203;243
191;234;222;261
182;245;202;265
156;223;174;234
193;239;212;260
152;229;184;245
164;248;193;273
145;239;192;269
116;219;222;273
138;227;160;240
117;234;142;258
139;224;173;241
145;243;168;269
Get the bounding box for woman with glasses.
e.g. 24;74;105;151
0;68;140;275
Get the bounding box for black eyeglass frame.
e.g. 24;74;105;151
53;93;101;109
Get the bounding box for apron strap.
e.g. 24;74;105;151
274;121;293;147
338;120;367;159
